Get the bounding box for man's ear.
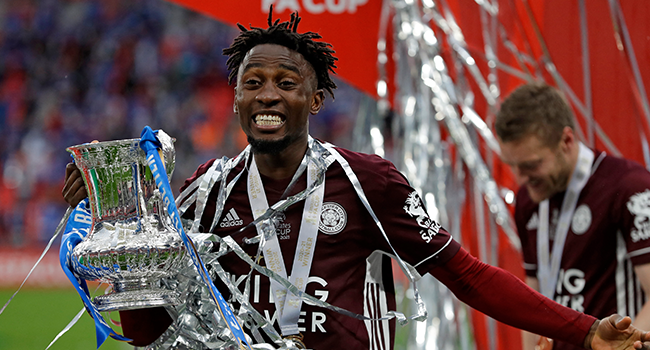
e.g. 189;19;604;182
233;87;239;114
560;126;575;152
310;90;325;115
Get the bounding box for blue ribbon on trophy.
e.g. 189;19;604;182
59;198;131;349
139;126;252;350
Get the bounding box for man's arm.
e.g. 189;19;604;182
120;308;172;346
429;247;650;349
633;263;650;330
521;276;546;350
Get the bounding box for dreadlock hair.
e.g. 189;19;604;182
223;6;338;98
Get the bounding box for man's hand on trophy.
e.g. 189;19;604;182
62;162;87;207
62;140;97;207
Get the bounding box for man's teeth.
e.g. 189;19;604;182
255;115;283;126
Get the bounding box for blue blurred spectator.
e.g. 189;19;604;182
0;0;361;248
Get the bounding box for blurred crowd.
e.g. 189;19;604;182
0;0;361;248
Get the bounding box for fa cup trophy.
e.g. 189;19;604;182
66;131;185;312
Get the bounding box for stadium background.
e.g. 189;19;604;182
2;0;650;349
0;0;364;348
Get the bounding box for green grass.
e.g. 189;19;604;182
0;288;132;350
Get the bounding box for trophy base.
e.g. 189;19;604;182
93;289;181;312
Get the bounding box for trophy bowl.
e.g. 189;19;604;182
67;133;186;312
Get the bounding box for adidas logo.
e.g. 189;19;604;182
220;208;244;228
526;212;539;230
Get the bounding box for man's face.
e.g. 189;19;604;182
234;44;324;155
499;133;572;203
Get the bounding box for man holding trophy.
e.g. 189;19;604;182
62;8;650;350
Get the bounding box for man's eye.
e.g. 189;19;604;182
521;162;540;171
278;81;296;88
245;79;261;85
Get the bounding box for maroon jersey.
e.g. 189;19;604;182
180;147;460;350
515;151;650;350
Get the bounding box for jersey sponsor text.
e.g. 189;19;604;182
403;191;441;243
627;189;650;242
553;268;585;312
228;273;330;333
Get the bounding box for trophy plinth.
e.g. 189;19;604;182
67;134;185;312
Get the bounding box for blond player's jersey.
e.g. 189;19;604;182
515;150;650;350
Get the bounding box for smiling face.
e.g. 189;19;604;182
499;131;574;203
234;44;324;155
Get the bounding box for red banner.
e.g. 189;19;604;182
161;1;650;349
166;0;383;97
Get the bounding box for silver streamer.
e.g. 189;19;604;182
24;1;645;349
606;0;650;167
579;0;594;148
374;1;485;348
357;0;516;349
140;137;429;349
0;207;71;316
352;0;650;349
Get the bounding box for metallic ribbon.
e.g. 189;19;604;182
140;126;252;350
358;1;646;349
354;0;528;349
606;0;650;167
142;137;428;349
0;207;71;316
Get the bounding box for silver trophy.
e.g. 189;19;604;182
67;131;186;312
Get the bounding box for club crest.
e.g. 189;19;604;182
319;202;347;235
571;204;591;235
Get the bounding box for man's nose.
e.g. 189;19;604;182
255;83;281;105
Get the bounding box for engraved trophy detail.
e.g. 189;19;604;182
67;131;185;312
